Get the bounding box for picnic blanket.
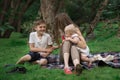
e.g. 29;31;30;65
46;52;120;70
4;52;119;74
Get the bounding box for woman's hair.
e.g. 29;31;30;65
54;13;75;44
55;13;74;31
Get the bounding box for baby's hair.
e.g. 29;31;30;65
64;24;77;35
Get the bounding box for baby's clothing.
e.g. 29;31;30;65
71;33;90;56
77;46;90;56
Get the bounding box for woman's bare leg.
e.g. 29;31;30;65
62;41;71;68
71;45;80;67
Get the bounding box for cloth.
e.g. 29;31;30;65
71;34;90;56
77;46;90;56
45;52;120;69
28;51;48;62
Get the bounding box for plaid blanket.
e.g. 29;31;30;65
93;52;120;68
46;52;120;70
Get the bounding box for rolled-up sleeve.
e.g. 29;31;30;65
29;33;34;43
47;35;53;45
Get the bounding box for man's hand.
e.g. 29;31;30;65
40;53;49;57
46;47;54;53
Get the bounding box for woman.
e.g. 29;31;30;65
55;13;84;75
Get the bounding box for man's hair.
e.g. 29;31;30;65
33;20;46;27
31;20;46;31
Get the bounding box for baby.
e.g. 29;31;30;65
64;24;95;66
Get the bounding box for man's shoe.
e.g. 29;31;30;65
64;68;72;74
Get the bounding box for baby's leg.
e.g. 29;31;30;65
81;54;94;66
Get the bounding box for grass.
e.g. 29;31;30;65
0;30;120;80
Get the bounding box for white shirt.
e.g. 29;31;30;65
29;32;53;48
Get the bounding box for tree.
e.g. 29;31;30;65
86;0;109;39
40;0;64;43
0;0;35;38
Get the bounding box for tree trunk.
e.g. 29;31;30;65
0;0;35;38
86;0;109;39
2;0;15;38
40;0;63;43
0;0;11;25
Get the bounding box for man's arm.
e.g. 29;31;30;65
29;43;53;53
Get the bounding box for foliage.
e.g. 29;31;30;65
20;0;40;37
94;21;119;41
65;0;102;23
101;0;120;19
21;21;34;37
0;23;14;35
23;0;40;23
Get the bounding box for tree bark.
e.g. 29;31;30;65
0;0;35;38
0;0;11;25
86;0;109;39
2;0;15;38
40;0;64;43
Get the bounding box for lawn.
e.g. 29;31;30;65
0;32;120;80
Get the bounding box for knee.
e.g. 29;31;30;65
64;41;71;45
20;55;31;61
62;41;71;53
71;45;76;49
40;59;48;65
73;59;80;64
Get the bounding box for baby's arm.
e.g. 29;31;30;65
65;36;79;44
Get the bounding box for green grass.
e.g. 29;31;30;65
88;36;120;53
0;31;120;80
